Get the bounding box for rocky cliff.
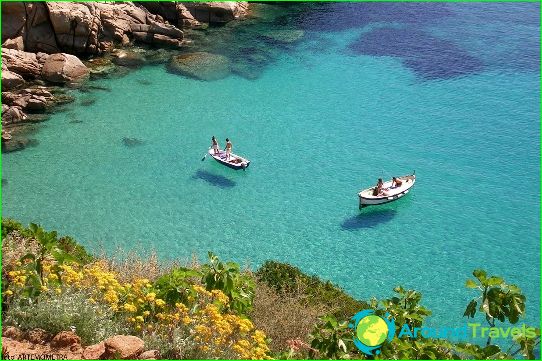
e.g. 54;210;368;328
2;2;248;55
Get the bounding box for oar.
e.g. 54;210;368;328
201;147;211;161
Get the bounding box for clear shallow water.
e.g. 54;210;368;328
2;3;540;329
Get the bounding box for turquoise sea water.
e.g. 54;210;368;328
2;3;540;330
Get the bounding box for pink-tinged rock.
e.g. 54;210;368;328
2;36;24;51
41;53;89;83
2;70;25;90
2;326;24;340
2;129;13;142
2;106;26;124
183;2;249;23
103;335;144;359
2;48;41;78
82;341;105;359
50;331;81;348
139;350;159;359
27;328;51;345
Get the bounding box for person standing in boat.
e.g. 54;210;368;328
211;136;220;155
225;138;232;160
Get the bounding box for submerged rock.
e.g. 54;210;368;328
111;50;146;67
144;48;175;65
136;79;152;85
106;66;132;79
261;29;305;44
79;84;111;93
80;96;96;106
24;114;50;123
230;61;262;80
86;57;118;79
122;137;144;147
168;52;230;81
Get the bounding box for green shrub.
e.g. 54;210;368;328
201;252;255;315
1;219;93;264
153;267;201;305
57;236;94;264
2;218;29;240
256;261;369;320
4;288;128;345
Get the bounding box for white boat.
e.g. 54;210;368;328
358;172;416;209
208;149;250;170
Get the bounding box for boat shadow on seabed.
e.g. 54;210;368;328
341;208;397;230
192;169;236;189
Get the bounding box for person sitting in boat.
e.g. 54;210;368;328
391;177;403;188
225;138;232;160
373;178;384;196
211;136;220;155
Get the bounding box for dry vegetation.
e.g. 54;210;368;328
251;281;327;352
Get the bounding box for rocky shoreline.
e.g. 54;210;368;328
1;1;249;153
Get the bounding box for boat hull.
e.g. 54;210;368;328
208;149;250;170
358;174;416;209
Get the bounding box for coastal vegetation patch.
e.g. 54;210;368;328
1;220;539;359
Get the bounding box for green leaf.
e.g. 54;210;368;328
463;299;477;318
482;344;501;357
465;279;478;288
487;277;504;286
29;223;39;234
473;269;487;284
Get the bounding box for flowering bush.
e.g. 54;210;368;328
4;288;125;345
3;257;271;359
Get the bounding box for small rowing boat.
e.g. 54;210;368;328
208;149;250;170
358;172;416;209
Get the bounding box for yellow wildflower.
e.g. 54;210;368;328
238;318;253;333
123;303;137;313
176;302;188;313
145;292;156;302
48;273;59;281
155;299;166;307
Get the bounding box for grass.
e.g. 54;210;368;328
255;260;369;320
